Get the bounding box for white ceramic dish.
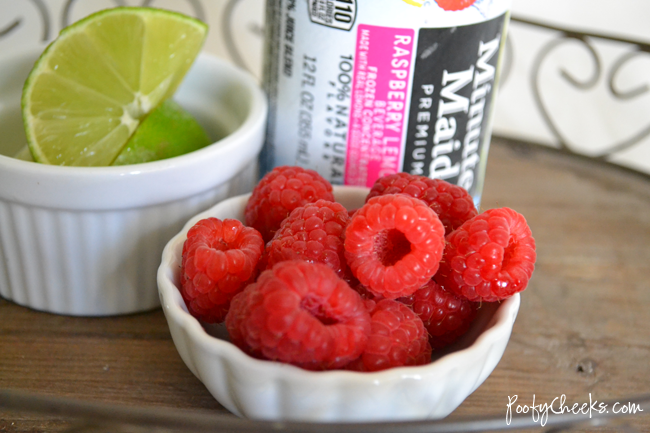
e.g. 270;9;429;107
0;48;267;316
157;186;520;422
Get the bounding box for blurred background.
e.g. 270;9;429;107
2;0;650;175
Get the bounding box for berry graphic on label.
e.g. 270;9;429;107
401;0;477;9
435;0;477;11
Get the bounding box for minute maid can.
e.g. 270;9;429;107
260;0;511;207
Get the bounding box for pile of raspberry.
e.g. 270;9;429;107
180;167;536;372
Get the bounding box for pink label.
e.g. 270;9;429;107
344;25;415;187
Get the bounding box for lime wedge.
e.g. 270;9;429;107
112;99;210;165
22;7;208;166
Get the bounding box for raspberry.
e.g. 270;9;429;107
244;166;335;242
181;218;264;323
346;299;431;372
265;200;349;277
435;208;536;302
225;260;371;370
344;194;445;299
398;280;478;350
351;282;382;302
347;282;382;314
367;173;477;235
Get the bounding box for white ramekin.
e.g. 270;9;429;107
157;186;520;423
0;49;267;316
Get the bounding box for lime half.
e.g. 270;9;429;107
22;7;208;166
112;99;210;165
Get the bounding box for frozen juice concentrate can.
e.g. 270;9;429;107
261;0;511;207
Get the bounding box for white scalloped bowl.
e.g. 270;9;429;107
0;49;267;316
157;186;520;422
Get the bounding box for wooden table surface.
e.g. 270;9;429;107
1;137;649;432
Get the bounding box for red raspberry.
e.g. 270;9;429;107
181;218;264;323
225;260;371;370
344;194;445;300
398;280;478;350
351;282;381;302
436;208;536;302
265;200;349;277
245;166;335;242
435;0;477;11
346;299;431;372
367;173;477;235
347;282;381;314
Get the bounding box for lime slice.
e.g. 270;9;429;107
22;7;208;166
112;99;210;165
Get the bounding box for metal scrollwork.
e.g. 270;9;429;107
0;0;50;42
222;0;249;72
143;0;206;22
62;0;125;29
222;0;264;75
0;19;20;38
62;0;207;28
608;49;649;100
531;34;601;154
512;16;650;159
